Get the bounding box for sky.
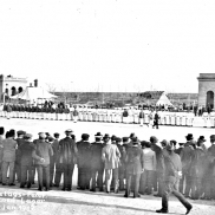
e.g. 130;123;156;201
0;0;215;93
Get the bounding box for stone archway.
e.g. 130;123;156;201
206;91;214;109
18;87;23;93
11;86;16;96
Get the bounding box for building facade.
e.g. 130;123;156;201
198;73;215;109
0;75;28;102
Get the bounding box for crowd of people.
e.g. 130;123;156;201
2;126;215;213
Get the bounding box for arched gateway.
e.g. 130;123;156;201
206;91;214;109
198;74;215;109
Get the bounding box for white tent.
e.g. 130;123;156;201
10;87;57;103
156;92;173;106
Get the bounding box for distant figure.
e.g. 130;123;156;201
72;108;79;123
139;109;145;127
194;106;198;117
153;111;160;129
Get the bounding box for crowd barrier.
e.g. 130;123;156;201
0;110;215;128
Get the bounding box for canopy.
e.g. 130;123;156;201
10;87;57;102
156;93;173;106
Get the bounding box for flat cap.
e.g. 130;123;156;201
17;130;26;136
122;137;129;142
210;135;215;139
81;133;90;139
161;139;169;146
95;132;103;137
65;129;73;133
24;133;32;139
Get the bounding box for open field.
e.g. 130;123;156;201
0;118;215;215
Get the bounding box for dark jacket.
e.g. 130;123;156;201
151;143;163;171
15;138;25;164
181;145;194;173
52;139;60;163
91;142;104;170
77;140;92;169
162;151;182;183
125;145;144;175
19;141;35;166
59;137;78;164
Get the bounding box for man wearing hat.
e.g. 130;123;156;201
91;132;105;192
32;132;53;191
205;135;215;200
19;133;35;188
46;136;55;187
102;134;121;193
124;136;144;198
58;129;78;191
1;130;17;186
150;136;163;197
156;141;192;214
76;133;92;190
72;107;79;123
180;135;195;195
14;130;26;184
189;138;207;200
52;133;62;187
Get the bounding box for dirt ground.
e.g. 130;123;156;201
0;117;215;215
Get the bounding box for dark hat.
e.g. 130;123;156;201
170;139;177;146
81;133;90;140
47;136;54;142
17;130;26;136
116;137;122;143
103;134;110;139
150;136;158;143
65;129;73;133
45;132;50;137
144;141;151;148
122;137;129;142
111;135;117;141
132;136;138;143
198;136;206;142
54;133;60;138
161;139;169;146
0;127;4;135
186;133;193;140
95;132;103;137
129;133;136;139
24;133;32;139
210;135;215;139
9;129;15;137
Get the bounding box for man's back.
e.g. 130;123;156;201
59;137;77;164
2;138;17;162
143;148;156;170
102;144;120;169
